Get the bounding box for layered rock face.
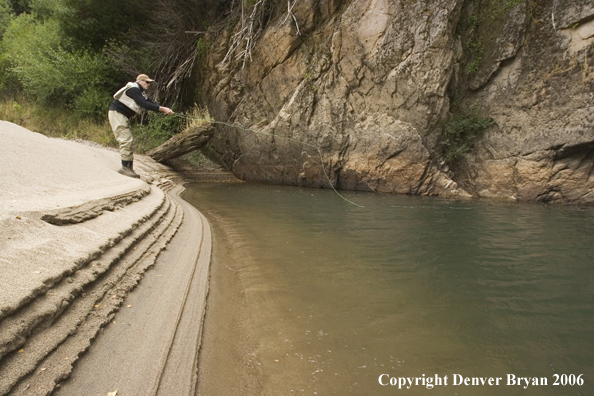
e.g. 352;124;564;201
202;0;594;204
451;0;594;204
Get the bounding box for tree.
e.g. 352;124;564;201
1;12;112;117
0;0;232;117
59;0;149;51
6;0;30;15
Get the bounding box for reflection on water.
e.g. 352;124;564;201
188;184;594;396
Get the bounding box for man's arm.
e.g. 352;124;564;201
126;87;161;112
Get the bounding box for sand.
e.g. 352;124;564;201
0;120;212;396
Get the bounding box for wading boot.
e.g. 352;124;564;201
118;160;140;178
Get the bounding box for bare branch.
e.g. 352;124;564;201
218;0;299;70
283;0;300;35
552;0;558;30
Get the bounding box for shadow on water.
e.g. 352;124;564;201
187;183;594;396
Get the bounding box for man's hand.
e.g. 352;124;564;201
159;106;174;115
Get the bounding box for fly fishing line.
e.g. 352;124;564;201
173;113;364;208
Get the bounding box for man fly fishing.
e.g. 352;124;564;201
108;74;174;178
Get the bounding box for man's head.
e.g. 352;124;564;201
136;74;154;90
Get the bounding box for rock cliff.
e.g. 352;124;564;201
202;0;594;204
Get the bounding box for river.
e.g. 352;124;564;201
185;183;594;396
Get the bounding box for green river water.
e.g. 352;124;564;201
186;183;594;396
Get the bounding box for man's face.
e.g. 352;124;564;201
138;79;151;90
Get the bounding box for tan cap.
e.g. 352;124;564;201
136;74;155;83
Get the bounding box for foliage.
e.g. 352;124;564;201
0;0;13;92
71;86;111;120
0;0;229;142
441;109;496;161
1;13;112;110
134;111;187;153
134;105;212;154
102;40;156;84
6;0;30;14
457;10;483;75
0;0;12;38
29;0;73;22
465;40;483;74
58;0;148;51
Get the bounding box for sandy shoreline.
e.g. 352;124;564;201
0;120;219;395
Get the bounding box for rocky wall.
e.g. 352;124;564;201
202;0;594;204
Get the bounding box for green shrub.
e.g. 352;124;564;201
0;3;18;96
134;111;186;153
71;86;111;121
1;13;111;107
0;0;12;38
441;110;496;161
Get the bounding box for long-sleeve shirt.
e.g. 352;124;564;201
109;85;160;119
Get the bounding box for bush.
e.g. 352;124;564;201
134;111;186;153
71;86;111;121
0;0;12;39
441;109;496;161
1;13;111;108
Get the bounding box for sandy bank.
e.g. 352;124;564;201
0;120;213;395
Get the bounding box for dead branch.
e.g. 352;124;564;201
219;0;265;69
132;0;218;105
552;0;558;30
218;0;299;70
283;0;300;36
